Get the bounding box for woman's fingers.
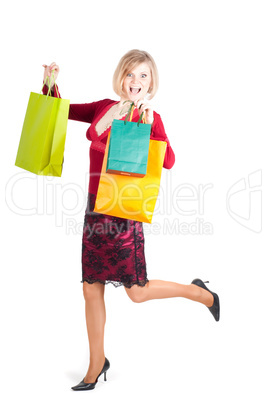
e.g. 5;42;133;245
43;64;51;78
134;99;153;113
134;99;145;110
42;62;59;77
42;63;59;89
134;99;151;112
133;99;154;124
49;62;59;73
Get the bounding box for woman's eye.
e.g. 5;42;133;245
127;73;133;77
141;74;147;78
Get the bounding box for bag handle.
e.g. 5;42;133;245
40;70;60;98
122;100;146;126
137;112;146;125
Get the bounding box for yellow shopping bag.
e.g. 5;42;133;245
94;132;167;223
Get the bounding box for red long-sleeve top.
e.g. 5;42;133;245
42;84;175;195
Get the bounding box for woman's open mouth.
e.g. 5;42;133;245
130;87;141;95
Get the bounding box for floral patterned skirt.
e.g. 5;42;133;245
81;193;149;288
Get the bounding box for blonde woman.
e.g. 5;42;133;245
42;49;220;391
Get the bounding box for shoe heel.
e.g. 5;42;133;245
104;371;107;381
204;281;209;284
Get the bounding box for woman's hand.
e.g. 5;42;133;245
134;99;154;125
42;62;60;88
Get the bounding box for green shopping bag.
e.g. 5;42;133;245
106;102;151;177
15;74;70;176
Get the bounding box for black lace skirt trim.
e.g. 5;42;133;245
81;278;149;289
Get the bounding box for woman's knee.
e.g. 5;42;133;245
83;281;104;302
124;284;147;303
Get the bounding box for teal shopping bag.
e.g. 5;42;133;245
15;74;70;176
106;102;151;177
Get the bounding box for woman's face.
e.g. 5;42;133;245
122;62;152;101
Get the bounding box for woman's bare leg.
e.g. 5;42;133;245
125;280;214;306
83;281;106;383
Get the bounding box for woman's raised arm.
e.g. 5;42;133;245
42;62;100;124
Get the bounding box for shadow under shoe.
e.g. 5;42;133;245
71;357;110;391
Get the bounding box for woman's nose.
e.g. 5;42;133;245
131;76;138;84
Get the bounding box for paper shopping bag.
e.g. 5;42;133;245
106;104;151;177
94;132;167;223
15;79;70;177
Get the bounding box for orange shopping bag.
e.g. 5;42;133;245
94;132;167;223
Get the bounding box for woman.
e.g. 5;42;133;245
42;49;220;391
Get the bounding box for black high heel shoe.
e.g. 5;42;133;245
71;357;110;391
191;279;220;322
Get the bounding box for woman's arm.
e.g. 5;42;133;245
42;83;102;124
150;112;175;169
42;62;102;124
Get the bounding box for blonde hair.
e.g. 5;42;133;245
113;49;159;100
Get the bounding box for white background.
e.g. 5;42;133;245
1;0;266;401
